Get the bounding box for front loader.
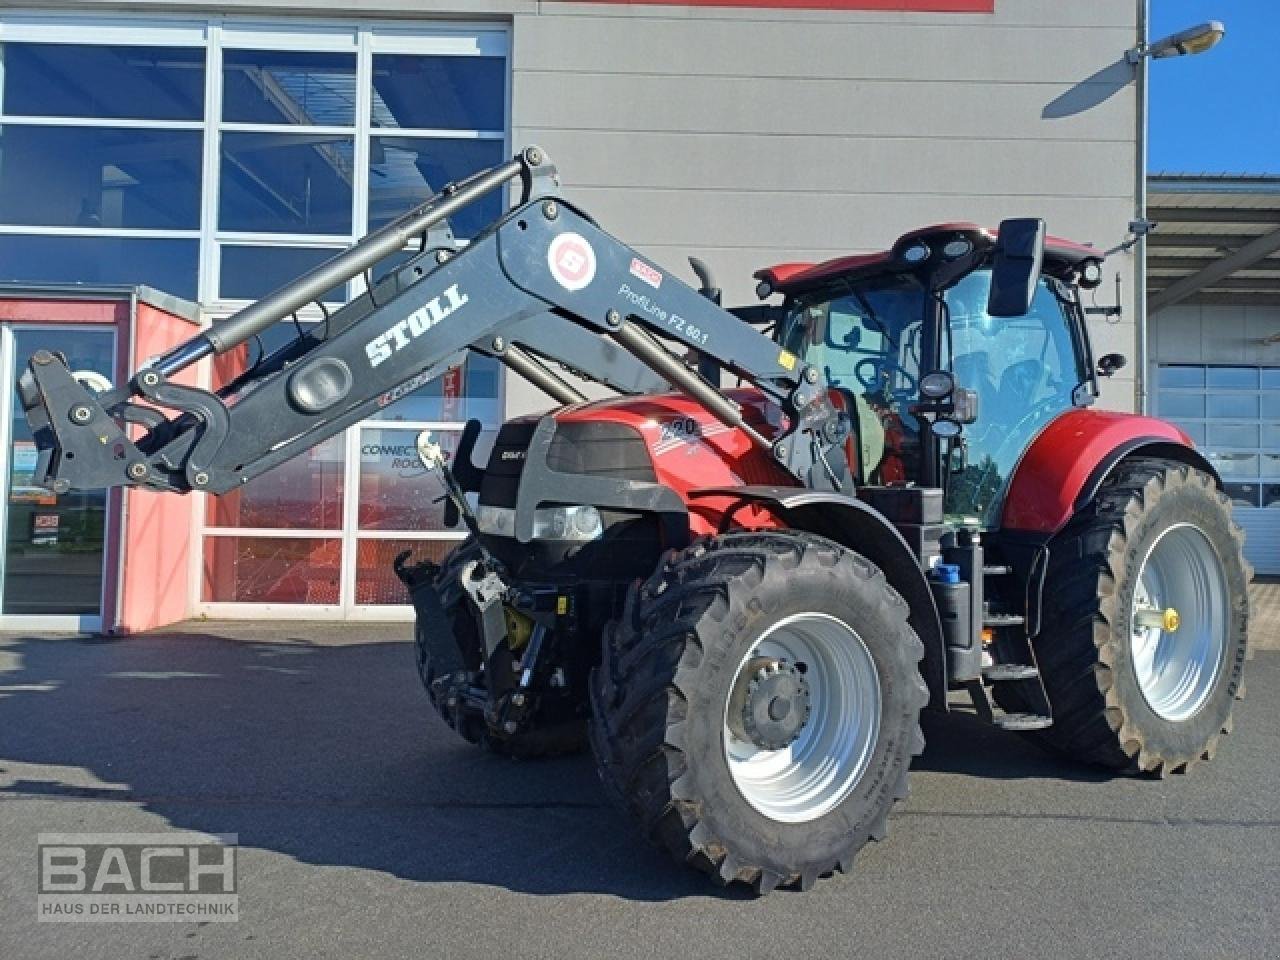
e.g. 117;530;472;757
21;148;1250;893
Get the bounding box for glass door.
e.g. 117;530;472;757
0;325;115;630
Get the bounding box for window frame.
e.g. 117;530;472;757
0;12;510;616
0;13;511;311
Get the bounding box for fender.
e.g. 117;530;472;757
1000;409;1219;535
689;485;948;710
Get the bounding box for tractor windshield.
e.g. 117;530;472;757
781;273;929;487
782;268;1087;525
942;271;1085;525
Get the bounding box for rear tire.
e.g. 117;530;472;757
589;531;928;893
996;459;1249;774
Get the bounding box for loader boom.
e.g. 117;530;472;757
20;147;844;498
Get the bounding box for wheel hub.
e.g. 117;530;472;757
728;657;812;751
1129;524;1228;722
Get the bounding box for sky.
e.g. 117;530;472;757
1148;0;1279;173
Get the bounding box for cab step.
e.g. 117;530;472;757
983;663;1039;682
994;712;1053;731
983;611;1026;628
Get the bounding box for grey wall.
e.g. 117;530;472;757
507;0;1140;417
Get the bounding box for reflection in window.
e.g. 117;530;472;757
367;136;504;237
0;43;205;120
206;435;346;531
0;235;199;300
222;50;357;125
944;274;1080;525
220;245;347;303
1207;453;1259;478
370;354;501;424
371;55;505;131
0;126;202;229
356;538;456;605
219;132;354;234
358;427;471;531
203;536;341;603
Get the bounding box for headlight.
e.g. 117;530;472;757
476;504;604;542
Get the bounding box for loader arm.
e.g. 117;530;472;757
20;147;844;497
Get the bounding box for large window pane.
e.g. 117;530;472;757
202;536;340;603
1159;393;1205;419
222;50;356;126
1206;366;1259;389
355;538;458;605
0;43;204;121
371;55;505;131
220;245;348;303
0;126;202;229
1207;423;1260;449
358;426;466;532
206;434;345;530
219;132;354;234
1157;365;1204;388
1207;394;1259;420
367;136;504;237
0;235;198;300
1206;453;1259;479
371;354;501;424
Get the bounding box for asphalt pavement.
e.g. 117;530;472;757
0;618;1277;960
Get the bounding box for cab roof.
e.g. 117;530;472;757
755;222;1102;295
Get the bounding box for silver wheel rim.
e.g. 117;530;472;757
723;612;881;824
1130;523;1228;722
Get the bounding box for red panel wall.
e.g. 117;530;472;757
116;301;201;634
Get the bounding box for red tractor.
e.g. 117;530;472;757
22;148;1250;893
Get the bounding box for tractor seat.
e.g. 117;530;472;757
998;357;1047;410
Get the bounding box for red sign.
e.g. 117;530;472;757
549;0;990;9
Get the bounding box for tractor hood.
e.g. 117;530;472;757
551;388;796;498
477;389;796;542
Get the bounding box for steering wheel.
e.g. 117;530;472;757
854;357;918;397
981;395;1065;466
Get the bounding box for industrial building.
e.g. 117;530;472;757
0;1;1167;628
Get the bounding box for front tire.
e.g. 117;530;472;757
589;531;928;893
1000;459;1249;774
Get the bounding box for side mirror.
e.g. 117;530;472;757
1097;352;1128;378
988;218;1046;317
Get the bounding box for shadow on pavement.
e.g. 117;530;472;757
0;628;1107;900
0;630;745;902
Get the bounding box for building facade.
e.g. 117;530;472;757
0;1;1141;626
1146;175;1280;576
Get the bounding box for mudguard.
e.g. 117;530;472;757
689;485;948;710
1000;409;1219;535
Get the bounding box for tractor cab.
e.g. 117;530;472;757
761;222;1106;526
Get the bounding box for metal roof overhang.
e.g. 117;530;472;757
1147;174;1280;313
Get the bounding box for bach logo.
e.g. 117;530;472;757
365;283;470;368
37;833;239;923
547;232;596;292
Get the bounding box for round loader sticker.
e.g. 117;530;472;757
547;232;597;292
